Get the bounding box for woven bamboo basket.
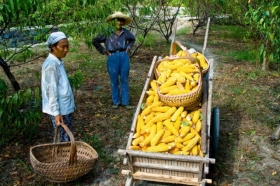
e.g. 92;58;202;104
157;65;203;108
30;123;98;183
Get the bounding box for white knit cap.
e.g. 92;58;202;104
47;31;67;47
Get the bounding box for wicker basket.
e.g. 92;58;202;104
157;64;203;108
30;123;98;183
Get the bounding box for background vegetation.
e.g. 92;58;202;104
0;0;279;184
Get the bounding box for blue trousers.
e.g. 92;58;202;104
50;114;73;142
107;51;130;106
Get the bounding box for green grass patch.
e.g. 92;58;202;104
226;50;258;62
210;24;247;40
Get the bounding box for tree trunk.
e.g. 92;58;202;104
262;53;269;71
0;56;20;91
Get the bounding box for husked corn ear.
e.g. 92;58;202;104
140;125;156;147
193;73;200;82
150;80;158;91
167;89;190;96
179;126;191;137
169;147;180;154
175;142;184;149
176;76;186;83
192;110;200;124
140;105;152;117
175;137;184;143
160;85;177;94
167;142;176;148
129;146;141;150
133;132;141;138
141;121;154;133
156;121;163;132
171;106;184;122
150;128;165;146
146;143;170;152
190;81;198;90
183;132;196;141
177;66;198;74
163;119;179;136
197;55;208;70
148;111;172;123
160;77;176;90
174;117;181;131
191;145;198;156
185;79;191;92
181;111;187;118
136;115;144;134
183;139;191;145
183;135;200;152
180;71;193;81
146;90;156;96
161;130;172;140
151;106;171;113
132;136;144;146
195;119;202;133
176;81;184;90
161;135;176;143
146;95;154;106
153;92;159;103
190;127;200;138
144;112;154;124
157;72;167;84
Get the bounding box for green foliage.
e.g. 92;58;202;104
0;87;41;146
245;1;280;64
0;78;7;95
68;70;84;90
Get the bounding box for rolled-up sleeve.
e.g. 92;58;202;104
92;35;107;55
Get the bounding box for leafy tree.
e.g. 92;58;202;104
245;0;280;70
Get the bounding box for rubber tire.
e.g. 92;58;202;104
211;106;220;159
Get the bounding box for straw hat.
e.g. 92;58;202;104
105;12;132;25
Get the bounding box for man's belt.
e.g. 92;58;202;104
109;49;126;53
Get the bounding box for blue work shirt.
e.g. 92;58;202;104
92;28;135;54
41;53;75;116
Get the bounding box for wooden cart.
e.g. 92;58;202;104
118;54;220;186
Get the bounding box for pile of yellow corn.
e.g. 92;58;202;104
130;50;209;156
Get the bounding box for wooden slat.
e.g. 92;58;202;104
132;172;212;185
125;150;215;164
201;77;208;153
132;162;200;173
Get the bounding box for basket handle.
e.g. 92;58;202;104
170;41;193;57
54;123;77;165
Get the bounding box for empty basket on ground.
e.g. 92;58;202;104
30;123;98;183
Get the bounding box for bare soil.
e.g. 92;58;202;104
0;23;280;186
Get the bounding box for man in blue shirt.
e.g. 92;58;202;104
41;31;75;142
92;12;136;109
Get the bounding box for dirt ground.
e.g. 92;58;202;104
0;20;280;186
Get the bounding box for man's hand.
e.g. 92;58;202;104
105;51;111;56
55;114;63;126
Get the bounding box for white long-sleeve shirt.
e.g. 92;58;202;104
41;53;75;116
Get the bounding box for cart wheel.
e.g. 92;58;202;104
211;106;220;159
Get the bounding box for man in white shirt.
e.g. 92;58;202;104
41;31;75;142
